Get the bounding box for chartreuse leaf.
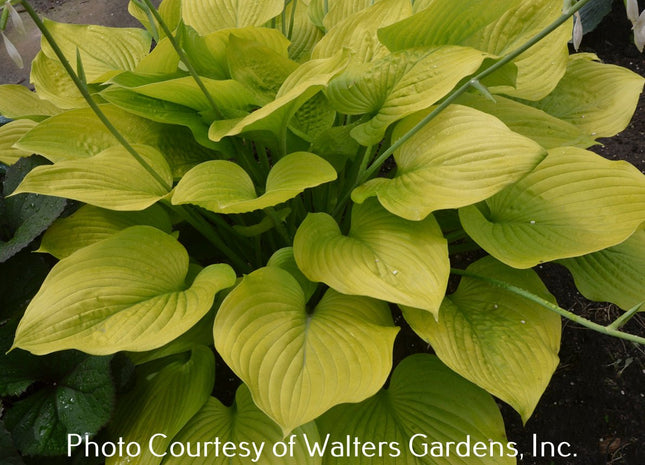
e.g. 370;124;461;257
456;92;596;149
227;35;298;102
173;152;336;213
558;227;645;310
129;0;181;40
40;18;151;83
214;266;398;435
461;0;570;100
0;85;61;120
352;105;546;220
38;204;172;259
12;226;236;355
208;51;349;142
181;0;284;35
161;385;322;465
0;119;38;165
267;247;318;302
178;25;290;80
294;199;449;315
99;88;221;152
135;37;181;74
109;72;261;114
16;104;217;176
317;354;514;465
529;53;645;138
326;47;489;145
284;0;323;62
460;147;645;268
1;156;67;262
11;144;172;211
311;0;413;63
379;0;568;101
30;52;89;109
106;347;214;465
377;0;521;50
402;256;561;423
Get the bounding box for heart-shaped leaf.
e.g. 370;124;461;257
11;144;172;211
327;47;489;145
214;266;399;434
402;256;561;423
312;0;412;62
294;199;449;315
172;152;336;214
106;346;215;465
558;227;645;310
161;385;322;465
40;19;151;83
1;156;66;262
351;104;546;220
460;146;645;268
529;53;645;138
13;226;236;355
317;354;514;465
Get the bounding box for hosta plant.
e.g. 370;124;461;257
1;0;644;463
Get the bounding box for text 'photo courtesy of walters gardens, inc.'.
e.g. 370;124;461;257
68;433;580;462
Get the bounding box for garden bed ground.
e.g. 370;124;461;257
0;1;643;464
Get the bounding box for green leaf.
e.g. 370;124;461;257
12;226;236;355
0;416;25;465
327;47;490;145
181;0;284;34
294;199;449;315
172;152;336;214
402;256;561;423
106;347;214;465
11;144;172;211
3;351;115;456
208;51;349;142
284;0;323;62
529;53;645;138
455;92;596;149
459;147;645;268
0;84;62;120
351;104;546;220
161;386;322;465
311;0;413;63
214;266;399;434
0;119;38;165
317;354;514;465
1;156;67;263
128;0;181;40
558;227;645;310
40;19;152;83
38;204;172;259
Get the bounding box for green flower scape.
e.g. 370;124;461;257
0;0;644;463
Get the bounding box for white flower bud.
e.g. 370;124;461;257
634;10;645;52
2;30;23;68
573;11;583;51
5;1;25;36
626;0;640;23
